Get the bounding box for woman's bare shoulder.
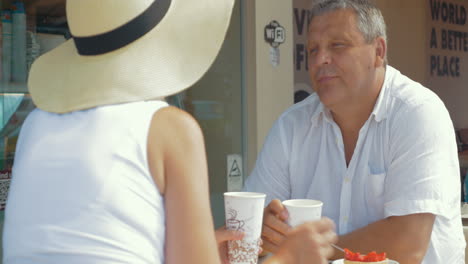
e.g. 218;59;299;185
151;106;203;142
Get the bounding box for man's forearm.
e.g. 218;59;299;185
332;213;435;264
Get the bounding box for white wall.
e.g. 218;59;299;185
245;0;295;174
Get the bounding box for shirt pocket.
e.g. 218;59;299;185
365;169;386;222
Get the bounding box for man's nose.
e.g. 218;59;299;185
310;49;331;67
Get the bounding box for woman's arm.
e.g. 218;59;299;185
148;106;220;264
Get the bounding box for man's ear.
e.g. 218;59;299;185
374;37;387;67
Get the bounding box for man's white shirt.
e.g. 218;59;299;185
244;66;465;263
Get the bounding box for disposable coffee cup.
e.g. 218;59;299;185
282;199;323;227
224;192;266;264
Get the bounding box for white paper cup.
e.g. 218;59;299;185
224;192;266;264
282;199;323;227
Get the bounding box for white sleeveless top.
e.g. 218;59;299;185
3;101;168;264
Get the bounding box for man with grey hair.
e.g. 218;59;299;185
244;0;465;263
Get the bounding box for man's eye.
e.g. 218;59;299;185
308;48;318;55
332;43;345;48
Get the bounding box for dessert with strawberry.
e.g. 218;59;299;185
344;248;388;264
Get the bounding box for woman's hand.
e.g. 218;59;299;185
215;226;245;264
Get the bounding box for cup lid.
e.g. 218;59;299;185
282;199;323;207
224;192;266;198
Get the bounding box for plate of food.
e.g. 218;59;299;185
331;248;399;264
332;260;399;264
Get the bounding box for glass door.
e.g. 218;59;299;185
168;0;244;227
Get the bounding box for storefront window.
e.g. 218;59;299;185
168;0;244;227
0;0;68;260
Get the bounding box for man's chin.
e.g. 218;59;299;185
316;92;339;108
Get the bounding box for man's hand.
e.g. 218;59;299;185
265;218;338;264
261;199;291;254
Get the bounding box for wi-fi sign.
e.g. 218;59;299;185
264;20;285;48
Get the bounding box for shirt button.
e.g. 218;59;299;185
335;138;339;144
344;177;351;183
343;216;349;222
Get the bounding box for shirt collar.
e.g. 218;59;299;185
310;65;393;125
371;65;393;122
310;100;334;126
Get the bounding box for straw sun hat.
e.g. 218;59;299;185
28;0;235;113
